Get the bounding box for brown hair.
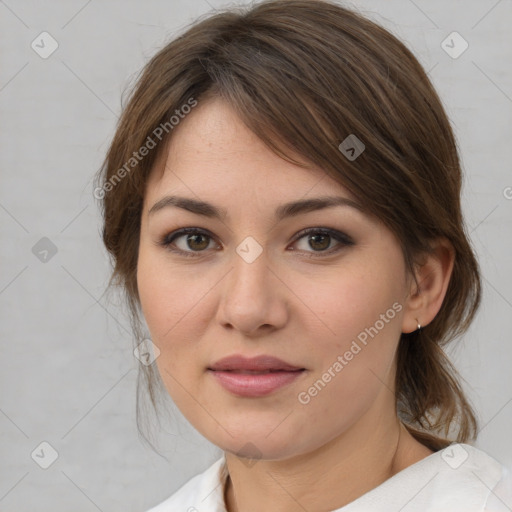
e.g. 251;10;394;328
95;0;481;452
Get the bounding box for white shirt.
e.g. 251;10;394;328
146;443;512;511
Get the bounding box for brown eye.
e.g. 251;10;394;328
307;233;331;251
158;226;353;259
159;228;219;257
292;228;353;256
183;233;210;251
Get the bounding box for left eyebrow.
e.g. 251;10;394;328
274;196;365;221
148;195;365;221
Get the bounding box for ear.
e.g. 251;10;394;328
401;237;455;334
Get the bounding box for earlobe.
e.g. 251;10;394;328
401;238;455;334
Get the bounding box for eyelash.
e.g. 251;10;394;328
157;227;354;258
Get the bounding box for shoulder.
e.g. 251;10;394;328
342;443;510;512
145;454;228;512
483;459;512;512
406;443;508;510
431;444;512;511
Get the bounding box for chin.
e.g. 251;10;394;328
205;424;309;462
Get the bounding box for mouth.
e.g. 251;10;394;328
206;355;306;397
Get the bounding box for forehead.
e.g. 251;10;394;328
145;98;354;204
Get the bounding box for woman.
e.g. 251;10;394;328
94;0;511;510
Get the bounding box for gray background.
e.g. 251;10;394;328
1;0;511;510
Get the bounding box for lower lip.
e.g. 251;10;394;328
208;369;305;397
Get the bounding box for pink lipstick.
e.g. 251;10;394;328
207;354;306;397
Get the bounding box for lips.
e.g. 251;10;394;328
207;354;306;397
208;354;305;373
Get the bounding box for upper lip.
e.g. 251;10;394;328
208;354;305;372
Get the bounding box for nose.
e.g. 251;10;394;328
215;245;289;336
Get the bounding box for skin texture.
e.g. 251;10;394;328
137;98;455;512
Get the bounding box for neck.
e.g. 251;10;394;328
223;410;433;512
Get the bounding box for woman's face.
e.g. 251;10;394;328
137;98;412;460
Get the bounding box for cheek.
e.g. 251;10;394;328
137;263;169;340
137;251;204;340
136;252;213;392
294;259;404;404
297;262;403;348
